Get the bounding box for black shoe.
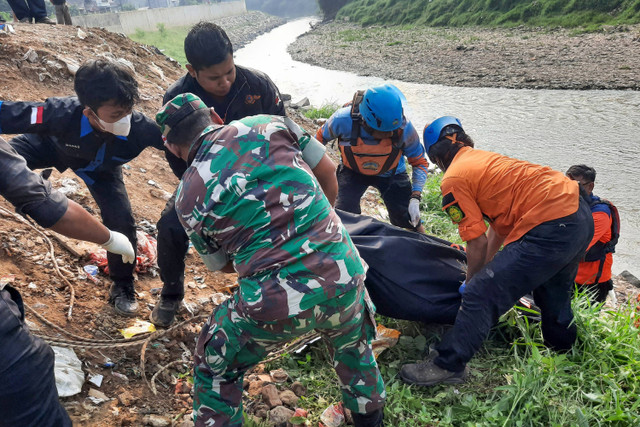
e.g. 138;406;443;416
19;17;32;23
400;358;468;387
352;408;384;427
150;296;181;328
35;16;56;25
109;283;139;316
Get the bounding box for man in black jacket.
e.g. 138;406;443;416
0;59;166;316
151;21;290;327
0;135;135;427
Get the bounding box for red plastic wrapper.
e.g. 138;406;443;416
89;230;158;275
320;403;344;427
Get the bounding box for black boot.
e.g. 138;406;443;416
352;408;384;427
109;282;139;316
149;295;181;328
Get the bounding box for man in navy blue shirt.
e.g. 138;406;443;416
0;59;165;316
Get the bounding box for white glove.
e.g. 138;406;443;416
101;230;135;264
408;198;421;227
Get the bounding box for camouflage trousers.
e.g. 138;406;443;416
192;283;386;426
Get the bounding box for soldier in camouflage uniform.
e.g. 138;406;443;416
156;93;386;427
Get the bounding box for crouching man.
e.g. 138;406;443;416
156;94;386;427
400;117;594;387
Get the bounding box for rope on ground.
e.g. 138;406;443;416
25;301;154;343
150;360;188;396
34;314;207;349
0;206;76;319
262;331;321;364
139;315;207;392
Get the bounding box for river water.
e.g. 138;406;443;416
235;18;640;276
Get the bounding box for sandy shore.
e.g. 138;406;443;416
287;22;640;90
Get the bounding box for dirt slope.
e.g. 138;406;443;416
0;21;296;427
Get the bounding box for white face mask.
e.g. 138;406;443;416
95;113;132;137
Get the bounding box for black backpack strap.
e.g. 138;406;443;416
349;90;365;147
593;259;606;285
341;146;361;174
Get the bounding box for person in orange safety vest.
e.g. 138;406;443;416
566;164;619;304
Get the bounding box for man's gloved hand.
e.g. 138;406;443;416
459;280;466;295
408;198;421;227
101;230;135;264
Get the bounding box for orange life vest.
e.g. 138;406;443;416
339;90;403;176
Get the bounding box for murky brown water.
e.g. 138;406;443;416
236;19;640;276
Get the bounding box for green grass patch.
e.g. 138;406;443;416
418;173;463;244
262;295;640;425
303;104;340;120
128;25;191;66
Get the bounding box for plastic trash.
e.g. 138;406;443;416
320;404;345;427
111;372;129;381
88;388;109;404
88;373;103;387
371;324;401;359
119;319;156;339
53;346;84;397
89;230;158;275
83;265;100;283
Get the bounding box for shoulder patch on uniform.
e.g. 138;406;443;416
442;192;455;206
445;203;466;223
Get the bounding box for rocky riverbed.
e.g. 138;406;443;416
206;11;285;50
288;21;640;90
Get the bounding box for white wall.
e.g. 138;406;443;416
73;1;246;34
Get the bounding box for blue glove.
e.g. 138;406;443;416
458;280;466;295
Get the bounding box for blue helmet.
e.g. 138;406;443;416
423;116;463;153
360;84;404;132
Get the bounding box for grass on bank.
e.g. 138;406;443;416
129;25;191;66
338;0;640;29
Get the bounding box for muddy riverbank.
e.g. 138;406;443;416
287;21;640;90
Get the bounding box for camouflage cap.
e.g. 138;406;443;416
156;93;209;138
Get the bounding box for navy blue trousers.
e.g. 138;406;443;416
6;0;47;20
0;287;72;427
156;191;189;300
336;165;419;231
435;198;594;372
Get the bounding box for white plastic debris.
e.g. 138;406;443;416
88;373;104;387
53;346;85;397
88;388;109;404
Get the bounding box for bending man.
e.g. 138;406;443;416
156;94;385;427
400;117;593;386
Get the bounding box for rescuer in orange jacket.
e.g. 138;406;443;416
566;165;618;304
400;116;594;387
